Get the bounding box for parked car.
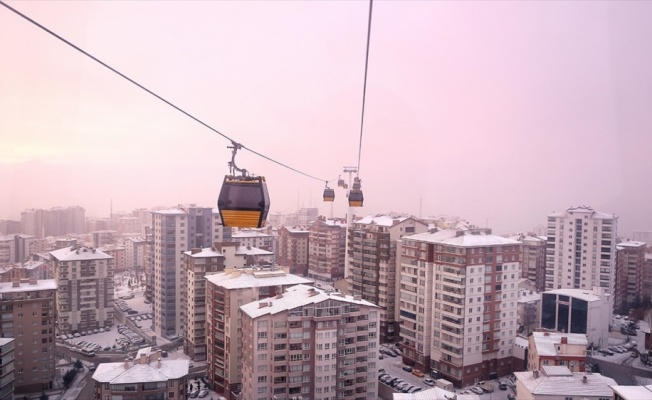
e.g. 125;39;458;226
402;365;413;373
499;382;507;390
423;378;436;386
508;394;516;400
198;389;209;398
470;387;484;395
412;369;425;377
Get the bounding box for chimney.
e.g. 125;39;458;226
124;358;130;369
29;276;37;285
533;370;539;378
544;332;550;336
561;337;568;344
582;375;588;383
12;278;20;288
191;248;201;254
140;353;147;364
157;357;162;368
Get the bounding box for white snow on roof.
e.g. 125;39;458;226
92;358;189;384
322;219;347;228
0;338;14;346
232;230;271;238
549;206;616;220
0;279;57;293
183;248;223;258
240;284;377;319
515;336;529;349
50;246;112;261
205;268;312;290
515;369;615;397
532;332;588;357
543;288;604;302
612;385;652;399
393;387;480;400
518;290;541;303
235;246;273;256
284;227;309;234
617;240;646;249
405;230;521;247
354;214;409;227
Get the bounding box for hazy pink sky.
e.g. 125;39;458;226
1;1;651;236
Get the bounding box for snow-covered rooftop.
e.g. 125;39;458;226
235;246;273;256
392;387;480;400
92;357;189;384
515;367;616;397
549;206;616;220
405;229;521;247
617;240;647;249
50;246;112;261
240;284;377;319
543;288;606;302
0;279;57;293
531;332;588;356
205;268;312;290
354;214;410;227
183;248;223;258
612;385;652;400
232;230;272;238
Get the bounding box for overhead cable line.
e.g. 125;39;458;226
356;0;373;176
0;0;325;182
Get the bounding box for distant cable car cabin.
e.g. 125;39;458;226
217;142;270;228
323;182;335;202
337;177;345;188
348;177;363;207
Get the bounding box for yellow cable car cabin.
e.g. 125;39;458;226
348;177;363;207
323;187;335;202
217;175;270;228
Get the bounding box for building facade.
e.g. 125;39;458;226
124;237;147;272
182;247;225;361
545;206;618;292
510;233;547;292
515;366;615;400
21;207;85;239
278;226;310;276
308;217;347;283
0;278;57;394
348;215;428;343
50;245;114;334
398;229;521;387
240;284;379;400
0;338;14;400
540;287;612;348
615;240;648;313
205;267;312;399
151;206;228;339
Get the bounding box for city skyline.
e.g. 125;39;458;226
2;1;652;237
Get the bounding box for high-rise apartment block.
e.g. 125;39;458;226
0;235;36;266
545;206;618;292
50;245;114;333
510;233;547;291
278;226;310;276
0;338;15;400
398;229;521;386
239;284;380;400
348;215;428;343
308;217;347;282
615;240;648;312
0;278;57;393
20;206;85;239
182;247;225;360
205;267;312;399
124;237;147;271
151;206;228;339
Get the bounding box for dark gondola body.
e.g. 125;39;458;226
217;175;270;228
323;188;335;202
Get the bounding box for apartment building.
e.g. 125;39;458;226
92;347;189;400
0;338;14;400
527;331;588;372
151;206;228;339
21;206;85;239
50;245;114;333
278;226;310;276
398;228;521;386
308;217;347;283
0;278;57;394
540;287;612;348
240;284;379;400
545;206;618;292
124;237;147;271
205;267;312;399
510;233;547;291
348;215;428;343
99;245;125;272
615;240;648;312
515;366;615;400
231;230;274;253
182;247;225;360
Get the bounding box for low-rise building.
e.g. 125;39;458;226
612;385;652;400
515;366;615;400
527;331;588;372
91;347;189;400
0;338;14;400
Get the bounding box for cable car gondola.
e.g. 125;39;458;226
337;177;345;188
217;143;270;228
323;182;335;202
348;176;363;207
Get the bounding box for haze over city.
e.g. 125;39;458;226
2;1;652;236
